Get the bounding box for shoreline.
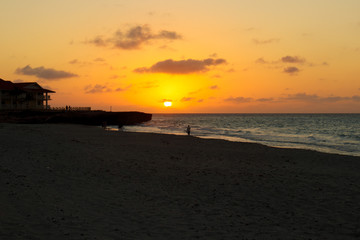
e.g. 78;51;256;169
1;123;360;239
117;126;360;158
119;113;360;158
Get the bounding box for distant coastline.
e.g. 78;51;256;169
0;110;152;126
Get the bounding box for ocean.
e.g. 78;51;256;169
114;114;360;157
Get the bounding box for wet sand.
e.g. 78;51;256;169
1;123;360;239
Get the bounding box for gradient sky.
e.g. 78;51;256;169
1;0;360;113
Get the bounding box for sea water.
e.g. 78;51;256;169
117;114;360;157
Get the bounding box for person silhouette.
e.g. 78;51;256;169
186;125;191;136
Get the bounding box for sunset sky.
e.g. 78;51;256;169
1;0;360;113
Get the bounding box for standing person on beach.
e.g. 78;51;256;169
186;125;191;136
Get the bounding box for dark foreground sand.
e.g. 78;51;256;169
1;124;360;239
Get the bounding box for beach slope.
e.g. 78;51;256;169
1;124;359;239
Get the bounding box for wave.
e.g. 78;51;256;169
119;114;360;157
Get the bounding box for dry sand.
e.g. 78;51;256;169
1;123;360;239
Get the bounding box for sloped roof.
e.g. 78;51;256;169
14;82;55;93
0;79;55;93
0;79;16;90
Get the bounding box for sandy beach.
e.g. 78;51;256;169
1;123;360;239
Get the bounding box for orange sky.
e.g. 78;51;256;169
1;0;360;113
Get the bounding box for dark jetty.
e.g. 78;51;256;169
0;110;152;126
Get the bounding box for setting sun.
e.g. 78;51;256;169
164;101;172;107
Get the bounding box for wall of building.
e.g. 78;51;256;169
0;91;46;110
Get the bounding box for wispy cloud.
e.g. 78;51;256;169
254;55;324;75
281;56;306;64
283;66;300;75
138;81;159;89
283;93;318;101
115;85;132;92
90;36;107;47
212;74;221;79
256;55;307;65
134;58;227;74
181;97;195;102
84;84;131;94
255;58;269;64
94;57;106;62
69;59;79;64
224;97;254;103
84;84;111;94
160;99;172;103
282;93;360;103
88;25;182;50
224;93;360;104
252;38;280;45
15;65;78;80
189;89;201;95
257;98;274;102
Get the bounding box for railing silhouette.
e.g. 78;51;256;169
51;107;91;111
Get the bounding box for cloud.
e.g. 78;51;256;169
256;98;274;102
15;65;78;80
253;38;280;45
225;97;274;103
160;99;172;103
224;97;254;103
256;56;307;65
94;58;106;62
84;84;131;94
255;55;324;75
352;95;360;101
134;58;227;74
90;36;107;47
115;85;132;92
69;59;79;64
282;93;360;103
284;93;318;101
189;89;201;95
88;25;182;50
68;59;93;66
181;97;195;102
283;66;300;75
224;97;273;103
255;58;269;64
225;93;360;105
209;85;219;90
281;56;306;64
156;30;181;40
84;84;111;94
